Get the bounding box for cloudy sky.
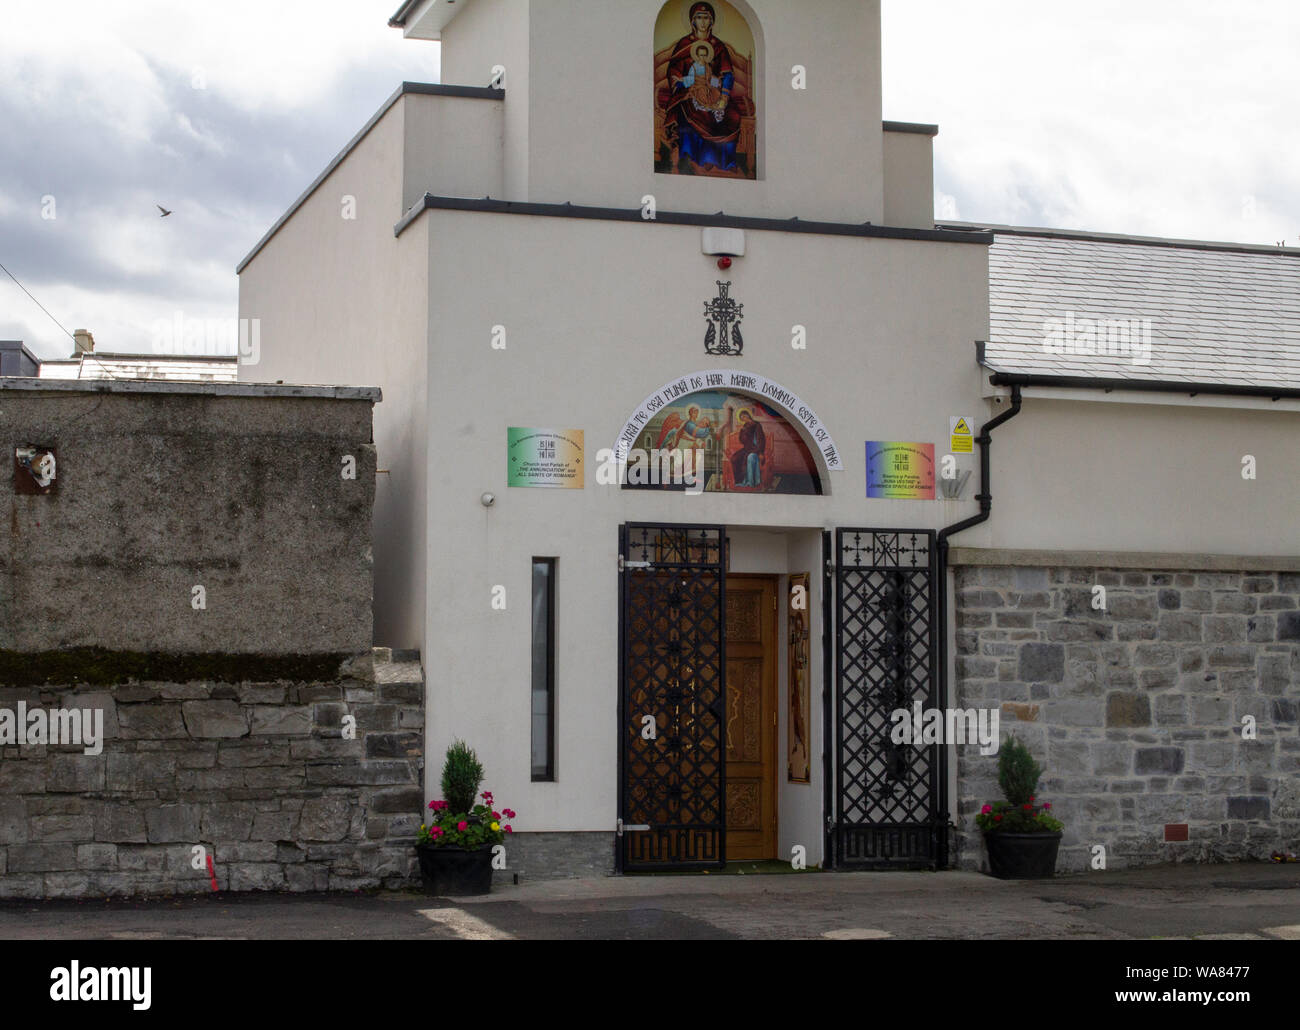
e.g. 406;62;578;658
2;1;1296;359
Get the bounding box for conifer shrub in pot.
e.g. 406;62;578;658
976;736;1063;879
415;740;517;896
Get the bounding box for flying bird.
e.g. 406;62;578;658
156;204;172;217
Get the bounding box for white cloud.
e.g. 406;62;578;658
883;0;1300;244
1;1;440;355
3;1;1296;360
6;1;441;112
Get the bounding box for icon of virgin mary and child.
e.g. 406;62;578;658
664;2;746;174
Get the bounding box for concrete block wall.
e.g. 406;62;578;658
0;382;376;658
0;651;423;897
953;565;1300;872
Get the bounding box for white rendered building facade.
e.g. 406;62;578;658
239;0;1300;876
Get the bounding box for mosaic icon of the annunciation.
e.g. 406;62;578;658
654;1;758;179
625;391;822;495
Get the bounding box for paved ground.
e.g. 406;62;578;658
1;863;1298;940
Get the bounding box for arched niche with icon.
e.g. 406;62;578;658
654;1;759;179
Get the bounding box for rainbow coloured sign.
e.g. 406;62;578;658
508;428;585;488
866;441;935;500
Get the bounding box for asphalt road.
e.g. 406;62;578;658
2;863;1299;940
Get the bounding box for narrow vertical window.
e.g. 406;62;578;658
531;558;556;781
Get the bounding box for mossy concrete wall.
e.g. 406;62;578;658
0;382;422;898
0;382;377;660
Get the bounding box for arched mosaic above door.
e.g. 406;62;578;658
625;390;822;494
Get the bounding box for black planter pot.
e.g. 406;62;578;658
983;831;1062;879
416;844;495;896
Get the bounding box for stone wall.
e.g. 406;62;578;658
504;832;615;881
953;565;1300;872
0;379;424;898
0;650;423;898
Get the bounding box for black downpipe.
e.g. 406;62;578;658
821;530;835;870
615;524;627;875
934;385;1022;867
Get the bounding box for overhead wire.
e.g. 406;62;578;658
0;259;122;379
0;259;76;342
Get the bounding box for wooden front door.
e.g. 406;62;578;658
724;575;777;860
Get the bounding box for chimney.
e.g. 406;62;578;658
73;329;94;355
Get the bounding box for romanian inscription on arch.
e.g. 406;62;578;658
614;369;842;495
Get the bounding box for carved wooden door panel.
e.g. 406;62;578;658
724;576;777;860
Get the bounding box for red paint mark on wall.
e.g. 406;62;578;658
206;853;219;891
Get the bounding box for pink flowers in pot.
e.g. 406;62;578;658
417;789;520;850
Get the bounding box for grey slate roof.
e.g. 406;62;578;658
966;224;1300;389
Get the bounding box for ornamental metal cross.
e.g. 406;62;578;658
704;280;744;356
841;531;930;570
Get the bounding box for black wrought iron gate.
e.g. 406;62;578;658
829;528;946;869
618;523;726;871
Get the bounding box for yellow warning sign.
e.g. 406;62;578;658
950;416;973;453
